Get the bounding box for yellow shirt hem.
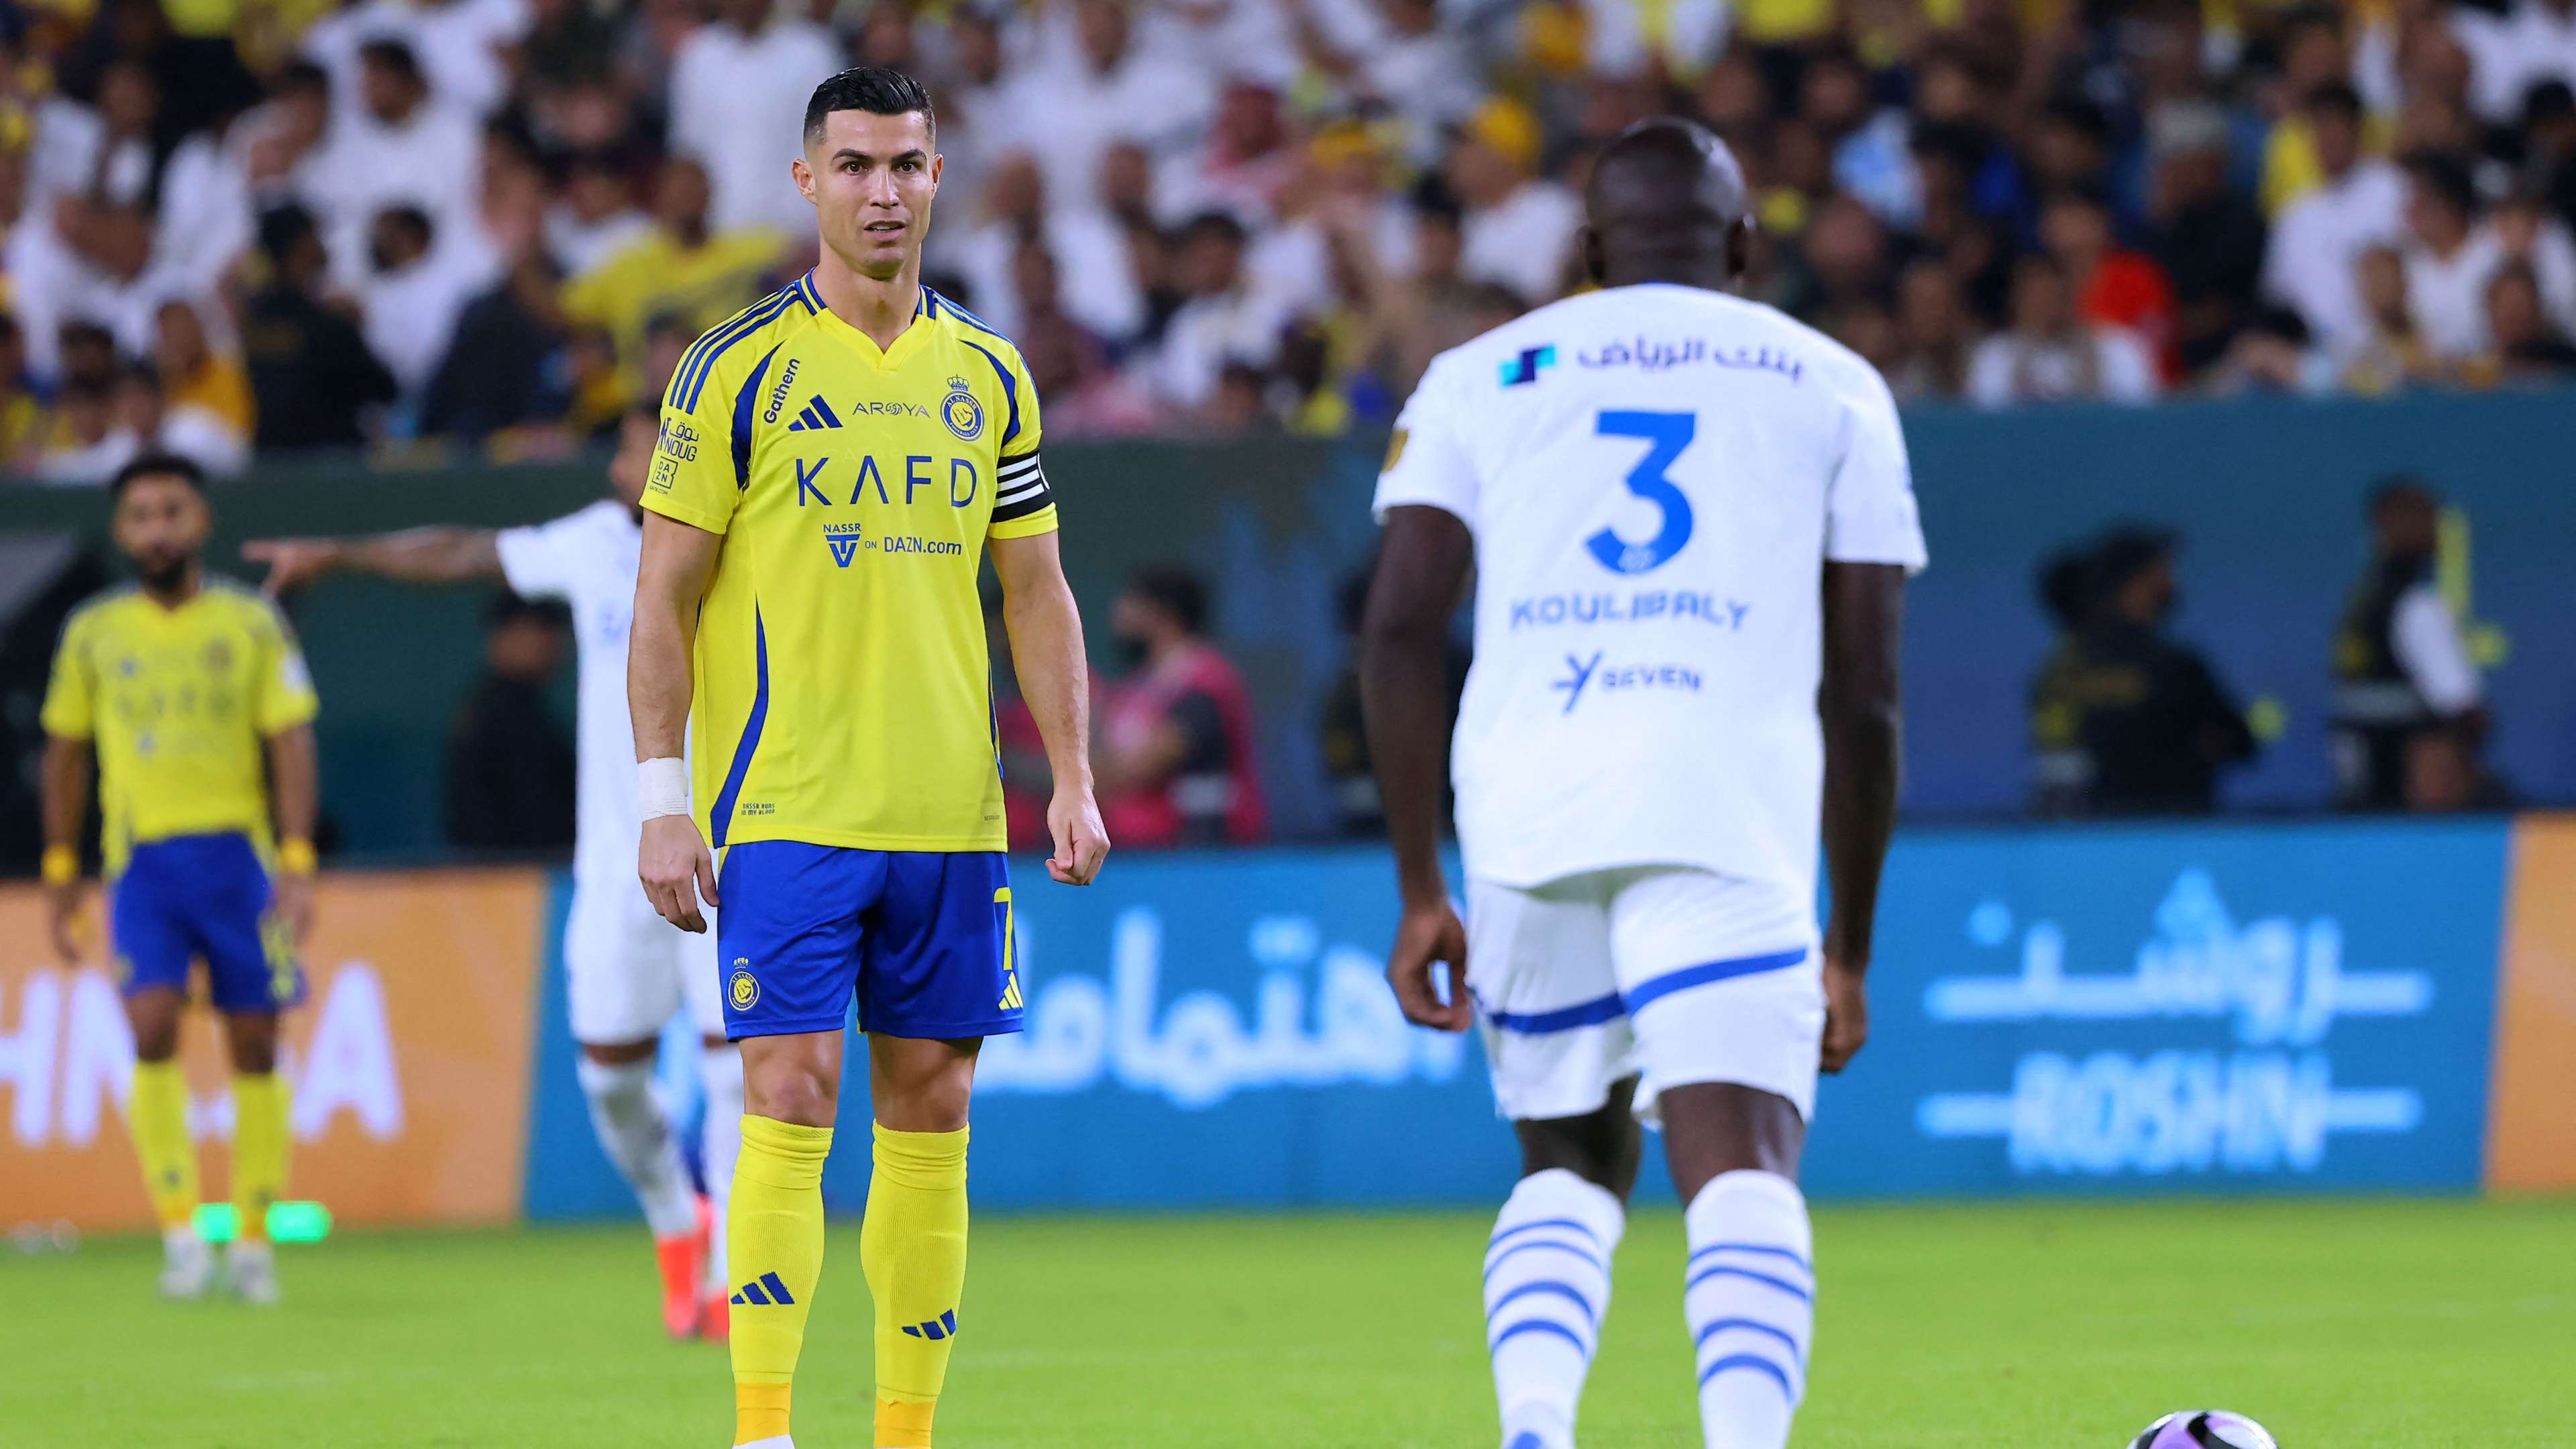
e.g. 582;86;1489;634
710;822;1009;855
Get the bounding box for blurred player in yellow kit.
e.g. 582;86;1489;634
629;67;1109;1449
40;453;321;1305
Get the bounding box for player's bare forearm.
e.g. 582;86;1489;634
41;735;93;962
264;724;320;847
1361;506;1473;910
630;515;719;761
244;528;500;593
991;531;1110;885
40;734;91;855
991;533;1093;794
1819;561;1908;972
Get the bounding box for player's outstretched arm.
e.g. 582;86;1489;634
631;513;721;931
1818;560;1908;1073
264;723;321;945
244;528;502;594
39;734;93;964
990;531;1109;886
1360;504;1475;1033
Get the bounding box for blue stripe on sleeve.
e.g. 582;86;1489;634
678;288;796;413
959;337;1020;449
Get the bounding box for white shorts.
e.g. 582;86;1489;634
1465;866;1825;1124
564;877;727;1044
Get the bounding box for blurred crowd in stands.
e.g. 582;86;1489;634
9;0;2576;483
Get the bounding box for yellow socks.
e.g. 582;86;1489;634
129;1061;198;1230
729;1115;833;1446
863;1123;970;1449
230;1073;289;1242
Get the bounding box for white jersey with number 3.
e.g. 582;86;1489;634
1374;282;1927;899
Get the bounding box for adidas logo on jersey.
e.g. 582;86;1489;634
786;396;843;431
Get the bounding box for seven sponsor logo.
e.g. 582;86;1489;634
1550;651;1704;712
763;358;802;424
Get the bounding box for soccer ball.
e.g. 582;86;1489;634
2129;1411;2279;1449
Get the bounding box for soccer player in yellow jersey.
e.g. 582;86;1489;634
39;453;321;1307
628;68;1110;1449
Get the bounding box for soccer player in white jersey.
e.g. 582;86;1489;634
1361;118;1924;1449
245;407;745;1341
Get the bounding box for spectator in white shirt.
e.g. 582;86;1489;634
1969;252;2162;406
1287;0;1481;164
231;60;335;211
1140;211;1294;408
305;0;531;121
361;205;502;402
1445;97;1581;307
2455;0;2576;125
946;151;1144;345
665;0;846;237
27;60;254;301
39;361;246;485
1002;0;1213;205
304;40;485;295
546;149;653;277
1153;78;1299;228
2262;83;2407;357
2400;155;2499;360
8;203;197;383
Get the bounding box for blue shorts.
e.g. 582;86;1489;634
111;833;303;1014
716;843;1024;1041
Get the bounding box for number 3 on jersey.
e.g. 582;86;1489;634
1585;409;1696;575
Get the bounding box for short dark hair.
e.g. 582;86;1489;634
2406;153;2477;217
1126;566;1209;635
110;452;207;498
2308;80;2364;125
358;38;423;83
803;66;934;145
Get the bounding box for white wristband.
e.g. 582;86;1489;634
637;757;692;821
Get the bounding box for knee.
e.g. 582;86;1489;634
225;1016;280;1075
1515;1085;1644;1203
130;1019;181;1063
747;1060;839;1128
871;1051;975;1134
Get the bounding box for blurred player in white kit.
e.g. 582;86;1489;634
1361;119;1925;1449
248;406;744;1341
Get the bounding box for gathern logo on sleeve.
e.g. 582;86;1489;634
762;357;802;424
941;376;985;441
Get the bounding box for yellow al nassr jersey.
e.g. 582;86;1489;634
40;580;319;872
645;274;1058;854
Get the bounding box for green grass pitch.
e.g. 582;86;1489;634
10;1197;2572;1447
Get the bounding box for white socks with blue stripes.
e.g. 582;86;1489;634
575;1055;699;1240
699;1042;745;1284
1484;1168;1625;1449
1684;1170;1814;1449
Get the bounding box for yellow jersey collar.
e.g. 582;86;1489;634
806;272;934;372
